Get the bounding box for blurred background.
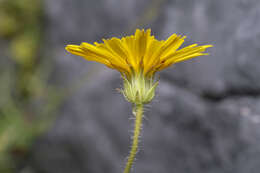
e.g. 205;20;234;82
1;0;260;173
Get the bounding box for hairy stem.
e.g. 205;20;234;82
123;104;143;173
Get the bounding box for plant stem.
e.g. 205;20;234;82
123;104;143;173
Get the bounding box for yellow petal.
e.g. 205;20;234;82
159;35;186;61
66;45;86;57
66;45;111;66
80;42;130;72
158;45;213;71
134;29;150;73
143;34;185;75
121;35;137;69
143;38;163;75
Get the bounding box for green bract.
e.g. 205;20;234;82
122;75;158;104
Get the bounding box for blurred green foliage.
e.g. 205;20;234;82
0;0;166;172
0;0;64;172
0;0;42;65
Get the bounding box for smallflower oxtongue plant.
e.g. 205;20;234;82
65;29;212;173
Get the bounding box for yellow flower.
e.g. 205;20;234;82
66;29;212;104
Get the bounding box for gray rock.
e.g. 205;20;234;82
136;82;260;173
161;0;260;97
30;0;260;173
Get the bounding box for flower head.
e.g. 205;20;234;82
66;29;212;104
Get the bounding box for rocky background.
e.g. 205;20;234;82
1;0;260;173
